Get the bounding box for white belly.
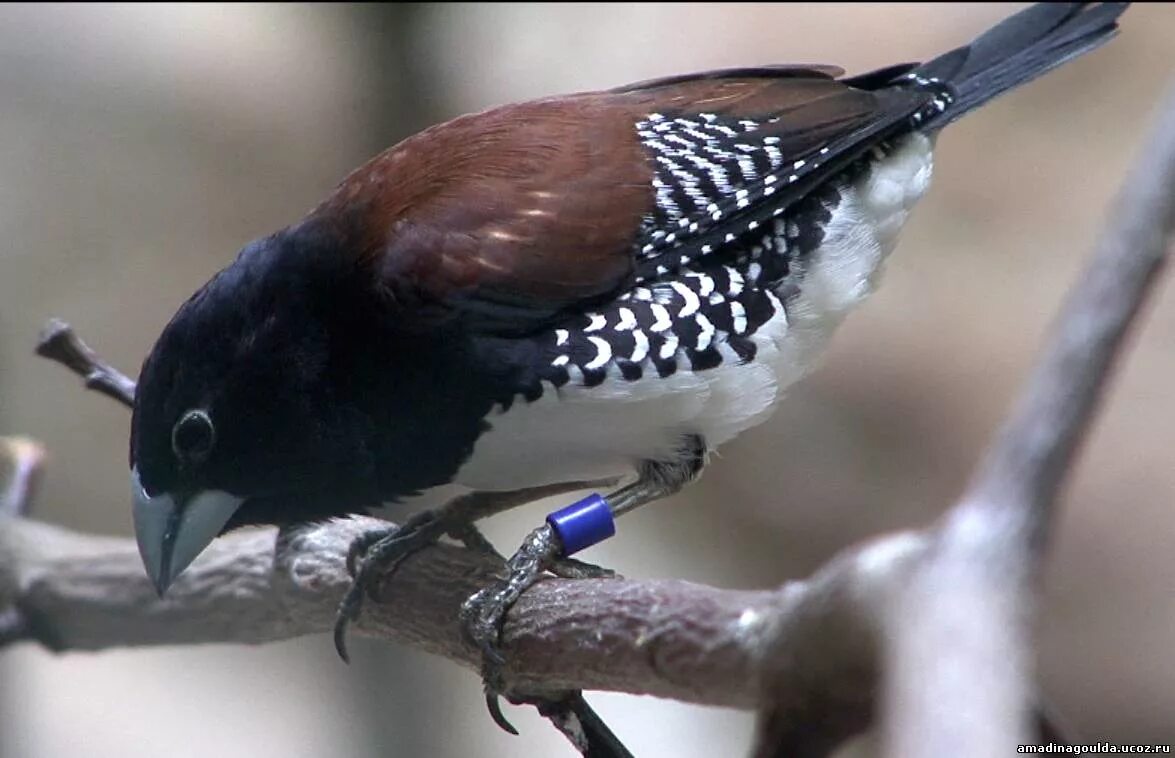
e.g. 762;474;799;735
451;134;934;492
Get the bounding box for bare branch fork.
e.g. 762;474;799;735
3;86;1174;756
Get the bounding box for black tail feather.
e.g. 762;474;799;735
914;2;1128;128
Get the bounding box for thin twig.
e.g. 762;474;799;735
1;437;50;645
0;437;46;517
36;318;136;408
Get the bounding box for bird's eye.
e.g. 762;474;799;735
171;409;215;464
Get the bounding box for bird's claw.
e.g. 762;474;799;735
458;523;579;735
460;523;622;732
344;524;403;578
333;509;463;663
467;599;516;736
548;556;617;580
460;582;512;671
333;591;361;663
485;689;519;736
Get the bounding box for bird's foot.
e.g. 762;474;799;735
548;555;618;580
334;508;499;663
459;523;617;736
460;524;561;676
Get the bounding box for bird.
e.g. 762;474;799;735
128;1;1127;751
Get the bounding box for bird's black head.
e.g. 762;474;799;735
130;222;381;594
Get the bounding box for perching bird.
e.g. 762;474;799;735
129;0;1127;749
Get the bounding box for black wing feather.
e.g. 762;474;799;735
622;74;934;282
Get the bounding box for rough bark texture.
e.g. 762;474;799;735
2;505;928;710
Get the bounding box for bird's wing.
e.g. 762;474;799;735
309;65;932;333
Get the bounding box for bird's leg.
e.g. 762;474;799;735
333;479;613;663
334;508;470;663
461;435;708;732
334;478;635;756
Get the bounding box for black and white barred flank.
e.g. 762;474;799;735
538;173;845;391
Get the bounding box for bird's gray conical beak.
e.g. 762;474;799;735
132;466;244;596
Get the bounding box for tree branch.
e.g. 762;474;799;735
0;437;46;646
0;437;44;518
1;498;930;712
883;84;1175;758
35;318;136;408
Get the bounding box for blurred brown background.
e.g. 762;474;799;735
1;3;1173;757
